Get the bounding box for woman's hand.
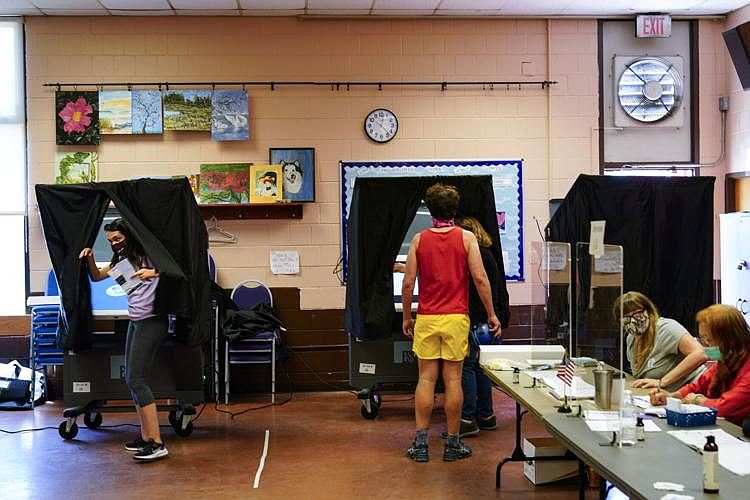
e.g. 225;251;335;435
79;248;93;260
132;268;158;280
632;378;660;389
681;393;705;405
649;388;669;406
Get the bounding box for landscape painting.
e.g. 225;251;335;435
269;148;315;202
55;152;98;184
250;165;283;204
132;90;163;134
56;91;100;145
164;90;211;131
99;90;132;134
200;163;251;204
211;90;249;141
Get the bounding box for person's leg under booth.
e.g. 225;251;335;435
124;316;169;460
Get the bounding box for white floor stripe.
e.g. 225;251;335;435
253;429;270;489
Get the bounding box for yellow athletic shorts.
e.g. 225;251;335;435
412;314;470;361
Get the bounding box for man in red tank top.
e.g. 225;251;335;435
402;183;500;462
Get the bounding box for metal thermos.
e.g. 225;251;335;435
593;363;614;410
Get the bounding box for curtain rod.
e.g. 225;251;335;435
42;80;557;91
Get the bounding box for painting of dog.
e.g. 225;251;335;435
269;148;315;202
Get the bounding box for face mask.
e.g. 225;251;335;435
623;312;649;336
111;240;127;256
703;346;722;361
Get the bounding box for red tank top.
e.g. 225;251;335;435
415;227;469;315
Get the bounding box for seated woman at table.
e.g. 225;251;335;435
650;304;750;425
614;291;707;392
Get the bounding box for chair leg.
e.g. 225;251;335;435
271;336;276;404
224;339;230;405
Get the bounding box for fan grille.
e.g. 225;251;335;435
617;57;683;123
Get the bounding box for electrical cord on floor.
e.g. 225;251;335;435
287;348;358;395
0;425;57;434
213;362;294;419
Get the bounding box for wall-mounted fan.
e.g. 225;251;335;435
616;56;684;124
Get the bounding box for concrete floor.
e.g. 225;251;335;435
0;390;596;499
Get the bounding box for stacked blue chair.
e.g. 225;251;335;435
31;271;63;367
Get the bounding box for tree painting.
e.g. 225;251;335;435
199;163;251;204
164;90;212;131
55;152;98;184
132;90;163;134
211;90;249;141
56;91;100;145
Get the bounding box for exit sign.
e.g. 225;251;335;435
636;14;672;38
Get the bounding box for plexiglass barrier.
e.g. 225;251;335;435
530;241;572;363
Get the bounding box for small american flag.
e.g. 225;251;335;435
556;359;576;387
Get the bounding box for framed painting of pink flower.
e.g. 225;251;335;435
56;91;100;145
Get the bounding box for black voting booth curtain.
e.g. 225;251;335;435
35;178;211;350
345;176;510;340
546;174;715;331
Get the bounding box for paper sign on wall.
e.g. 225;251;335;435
589;220;606;257
270;250;299;275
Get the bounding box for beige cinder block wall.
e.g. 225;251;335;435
25;16;600;309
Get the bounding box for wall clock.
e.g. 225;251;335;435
364;108;398;143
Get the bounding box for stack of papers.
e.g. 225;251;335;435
667;429;750;476
526;370;595;399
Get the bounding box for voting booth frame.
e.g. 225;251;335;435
59;324;204;440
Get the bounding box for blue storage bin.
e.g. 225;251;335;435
666;407;718;427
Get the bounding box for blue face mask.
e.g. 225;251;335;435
704;346;722;361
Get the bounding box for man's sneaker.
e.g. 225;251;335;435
406;441;429;462
478;415;497;430
440;418;480;439
133;440;168;461
443;440;472;461
124;436;148;452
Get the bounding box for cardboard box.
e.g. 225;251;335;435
523;437;578;485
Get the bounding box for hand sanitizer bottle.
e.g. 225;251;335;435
619;390;637;446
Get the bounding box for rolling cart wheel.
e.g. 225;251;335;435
360;402;378;420
372;394;382;408
83;412;102;429
168;410;178;427
58;421;79;440
174;420;194;437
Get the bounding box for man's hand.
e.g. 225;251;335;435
487;314;501;337
402;318;414;338
79;248;93;260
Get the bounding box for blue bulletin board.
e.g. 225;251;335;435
340;160;524;282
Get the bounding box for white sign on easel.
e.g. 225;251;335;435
270;250;299;275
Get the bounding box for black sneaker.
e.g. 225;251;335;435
124;436;148;452
133;439;168;461
477;415;497;430
406;441;429;462
440;418;480;439
443;440;472;461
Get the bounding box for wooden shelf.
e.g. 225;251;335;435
199;203;303;220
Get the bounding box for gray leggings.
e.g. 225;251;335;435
124;316;168;407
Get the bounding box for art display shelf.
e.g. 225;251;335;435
198;203;303;220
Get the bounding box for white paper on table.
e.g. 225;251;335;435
667;429;750;476
632;395;668;418
270;250;299;275
527;370;595;399
107;258;143;295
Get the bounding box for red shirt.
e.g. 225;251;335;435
677;358;750;425
415;227;468;315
